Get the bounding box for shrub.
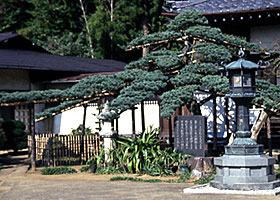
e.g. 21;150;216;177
41;167;77;175
71;124;93;135
0;118;6;148
2;120;27;152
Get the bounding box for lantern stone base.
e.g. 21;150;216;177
210;180;280;191
225;144;264;155
210;155;280;190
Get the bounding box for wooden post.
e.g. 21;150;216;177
213;93;218;152
225;97;230;144
267;116;272;157
168;117;173;147
48;135;54;166
141;101;145;133
81;104;87;135
131;106;136;140
178;106;182;116
29;103;36;171
115;118;119;134
80;104;87;164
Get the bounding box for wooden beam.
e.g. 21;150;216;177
267;116;272;157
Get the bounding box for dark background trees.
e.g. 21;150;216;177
0;0;166;62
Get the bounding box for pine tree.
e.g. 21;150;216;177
0;10;279;121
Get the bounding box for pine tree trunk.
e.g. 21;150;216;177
142;17;149;56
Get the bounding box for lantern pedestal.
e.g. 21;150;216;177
210;155;280;190
225;144;264;155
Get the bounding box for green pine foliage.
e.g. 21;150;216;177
160;86;198;118
201;75;229;93
167;10;208;31
194;42;232;62
254;79;280;111
184;25;259;50
1;10;279;119
109;70;167;113
35;100;83;120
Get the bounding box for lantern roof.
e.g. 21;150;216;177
225;58;260;70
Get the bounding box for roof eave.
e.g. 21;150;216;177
162;7;280;17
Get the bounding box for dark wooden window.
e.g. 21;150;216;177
160;105;190;137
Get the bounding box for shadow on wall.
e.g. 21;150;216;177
195;92;236;140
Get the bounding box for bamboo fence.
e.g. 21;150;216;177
28;134;101;166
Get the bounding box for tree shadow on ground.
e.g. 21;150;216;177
0;149;29;170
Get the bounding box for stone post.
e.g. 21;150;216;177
97;101;115;162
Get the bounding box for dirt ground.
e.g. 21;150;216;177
2;150;280;200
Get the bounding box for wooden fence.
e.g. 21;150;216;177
28;134;101;166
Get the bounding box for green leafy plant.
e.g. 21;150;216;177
116;127;161;173
41;167;77;175
110;176;163;183
193;176;214;184
79;165;90;172
83;127;190;176
177;169;191;183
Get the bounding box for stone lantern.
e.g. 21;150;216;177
210;50;280;190
224;54;261;153
97;101;115;162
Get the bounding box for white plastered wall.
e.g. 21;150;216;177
56;101;160;135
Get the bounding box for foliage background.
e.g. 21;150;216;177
0;0;166;62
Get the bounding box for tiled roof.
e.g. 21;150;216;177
0;32;126;73
166;0;280;14
0;32;19;42
0;49;126;73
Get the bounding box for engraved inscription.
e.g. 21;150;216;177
174;116;206;157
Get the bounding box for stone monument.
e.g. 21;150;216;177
174;116;206;157
210;50;280;190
